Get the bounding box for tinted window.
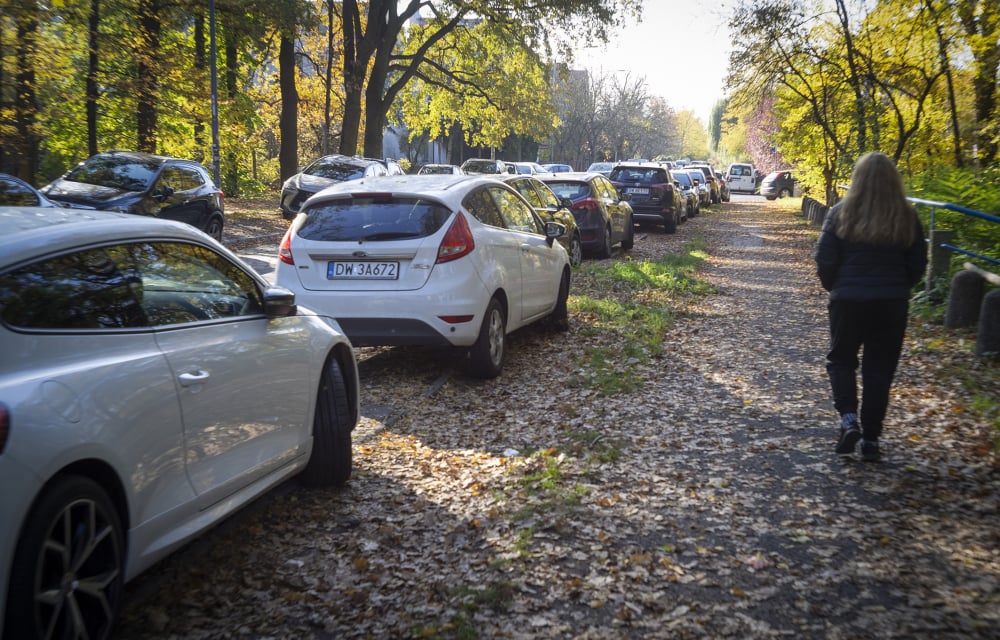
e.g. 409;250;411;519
534;181;560;209
65;155;159;191
510;180;543;208
0;176;41;206
490;188;540;234
159;166;204;192
462;189;504;227
0;242;262;330
609;167;667;184
299;197;453;241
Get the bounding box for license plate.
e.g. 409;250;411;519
627;187;649;195
327;261;399;280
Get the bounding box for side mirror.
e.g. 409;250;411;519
560;197;574;209
262;285;298;318
544;221;566;247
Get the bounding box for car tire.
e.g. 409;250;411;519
4;476;124;640
596;224;612;259
765;195;777;201
663;211;677;234
468;296;506;378
548;270;570;332
568;233;583;267
204;214;224;241
620;217;634;250
301;356;353;486
779;188;791;198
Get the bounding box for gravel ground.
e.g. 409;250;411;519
115;196;998;639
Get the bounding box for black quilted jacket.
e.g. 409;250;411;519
814;204;928;301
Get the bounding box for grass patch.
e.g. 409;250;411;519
568;237;713;395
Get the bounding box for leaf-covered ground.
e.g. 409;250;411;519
117;197;998;639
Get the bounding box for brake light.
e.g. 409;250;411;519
573;198;601;213
0;403;9;454
278;227;295;265
437;213;475;263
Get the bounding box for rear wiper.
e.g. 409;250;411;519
358;231;423;241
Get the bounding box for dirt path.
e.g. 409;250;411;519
116;198;998;639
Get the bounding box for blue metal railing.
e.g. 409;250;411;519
907;197;1000;268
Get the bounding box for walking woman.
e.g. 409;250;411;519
814;152;928;461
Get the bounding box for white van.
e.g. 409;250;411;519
727;163;757;194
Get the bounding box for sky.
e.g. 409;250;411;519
573;0;736;123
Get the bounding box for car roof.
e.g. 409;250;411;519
0;206;219;271
304;174;508;208
538;171;603;181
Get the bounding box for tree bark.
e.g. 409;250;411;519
136;0;160;153
86;0;100;157
14;10;40;180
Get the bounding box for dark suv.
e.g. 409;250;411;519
41;151;225;240
280;154;405;219
608;163;684;233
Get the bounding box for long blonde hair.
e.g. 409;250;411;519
836;152;917;246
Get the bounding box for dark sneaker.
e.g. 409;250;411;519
835;414;861;455
860;440;881;462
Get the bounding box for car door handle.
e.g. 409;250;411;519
178;370;210;387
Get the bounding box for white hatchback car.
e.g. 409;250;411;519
275;174;571;378
0;207;359;639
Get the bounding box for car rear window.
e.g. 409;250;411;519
671;172;693;186
304;159;369;181
609;167;667;184
298;197;453;242
544;181;591;201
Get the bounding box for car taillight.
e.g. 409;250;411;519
0;403;9;454
573;198;601;213
278;227;295;265
437;213;475;263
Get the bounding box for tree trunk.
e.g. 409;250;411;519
278;34;299;182
339;0;366;156
86;0;99;157
193;8;206;160
136;0;160;153
14;9;40;180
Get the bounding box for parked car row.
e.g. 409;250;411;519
1;145;726;638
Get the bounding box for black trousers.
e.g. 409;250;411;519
825;298;909;440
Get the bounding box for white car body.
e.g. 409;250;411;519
275;174;571;378
726;162;757;194
0;207;359;638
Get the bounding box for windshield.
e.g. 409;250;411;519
64;155;159;192
304;158;368;181
298;196;453;242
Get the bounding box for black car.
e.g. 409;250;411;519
41;151;225;240
670;169;700;219
608;163;684;233
500;174;584;267
539;172;634;259
0;173;63;208
279;154;404;219
760;170;798;200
